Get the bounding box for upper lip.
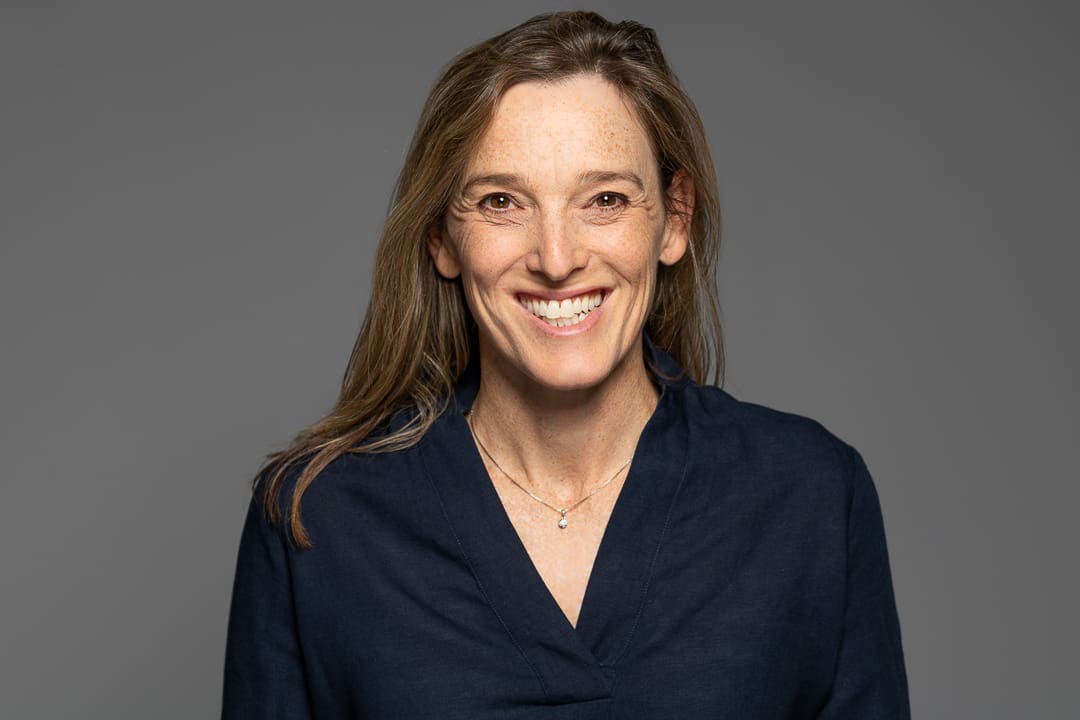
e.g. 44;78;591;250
515;287;606;302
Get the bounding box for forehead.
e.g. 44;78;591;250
465;74;657;181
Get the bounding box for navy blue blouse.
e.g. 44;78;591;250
223;345;910;718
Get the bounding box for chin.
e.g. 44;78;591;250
518;349;625;393
530;370;607;392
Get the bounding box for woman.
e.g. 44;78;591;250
223;11;910;719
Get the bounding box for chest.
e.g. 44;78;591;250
283;405;852;718
287;454;847;720
487;469;627;628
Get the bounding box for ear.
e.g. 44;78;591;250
659;169;694;267
427;222;462;279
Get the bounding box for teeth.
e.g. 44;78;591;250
520;291;604;327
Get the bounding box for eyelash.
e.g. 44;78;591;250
479;193;517;214
590;193;627;213
478;192;628;215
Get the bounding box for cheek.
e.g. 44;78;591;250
594;219;665;276
456;237;514;299
457;223;530;284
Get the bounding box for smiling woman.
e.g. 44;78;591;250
222;10;910;719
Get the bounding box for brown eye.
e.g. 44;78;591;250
485;194;512;210
594;193;625;209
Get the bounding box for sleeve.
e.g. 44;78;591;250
221;491;314;719
816;446;911;719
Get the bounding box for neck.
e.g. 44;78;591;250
466;339;659;504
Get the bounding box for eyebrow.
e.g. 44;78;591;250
460;169;646;195
461;173;523;195
576;170;646;193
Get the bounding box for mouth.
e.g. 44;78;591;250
517;290;605;328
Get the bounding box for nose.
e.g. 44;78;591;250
525;210;588;281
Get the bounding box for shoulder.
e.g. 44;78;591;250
251;441;428;542
671;382;864;504
677;383;854;458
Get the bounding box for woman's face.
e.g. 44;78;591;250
428;74;690;394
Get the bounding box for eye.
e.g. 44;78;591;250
480;193;515;212
591;192;627;212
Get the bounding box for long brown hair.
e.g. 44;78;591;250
256;10;724;548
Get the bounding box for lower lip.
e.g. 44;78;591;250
519;297;606;336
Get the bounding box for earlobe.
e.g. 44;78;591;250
427;223;462;279
660;170;694;266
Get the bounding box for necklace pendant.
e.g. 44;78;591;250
558;515;568;529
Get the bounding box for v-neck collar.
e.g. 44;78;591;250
418;339;692;703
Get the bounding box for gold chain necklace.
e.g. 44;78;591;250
465;410;632;529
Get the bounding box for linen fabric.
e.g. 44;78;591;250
222;344;910;718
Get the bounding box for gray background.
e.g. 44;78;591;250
2;1;1076;717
